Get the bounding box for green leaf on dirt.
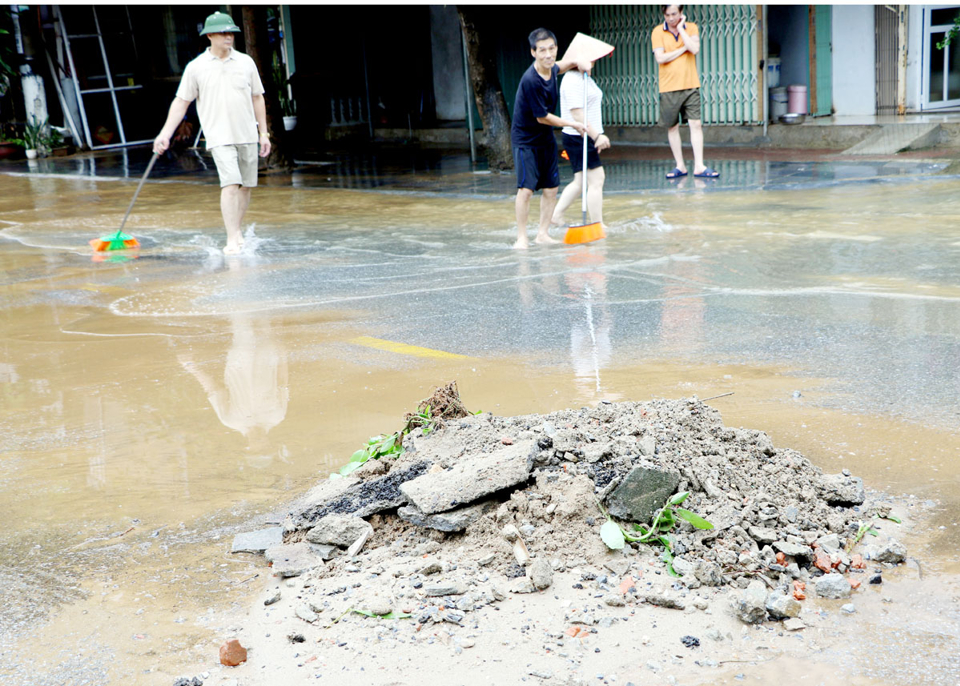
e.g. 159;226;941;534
883;515;902;524
668;491;690;506
600;520;626;550
352;609;412;619
867;529;879;537
675;508;715;530
658;535;673;551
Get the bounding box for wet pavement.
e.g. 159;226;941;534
1;146;959;685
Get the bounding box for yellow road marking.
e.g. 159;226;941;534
351;336;469;360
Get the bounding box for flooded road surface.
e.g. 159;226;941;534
1;160;959;685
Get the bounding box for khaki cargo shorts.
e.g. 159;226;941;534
210;143;259;188
659;88;702;128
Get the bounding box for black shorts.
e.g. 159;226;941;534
562;133;602;174
514;144;560;191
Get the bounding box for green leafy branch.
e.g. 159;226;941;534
936;14;960;50
846;513;901;553
597;491;714;576
335;405;437;477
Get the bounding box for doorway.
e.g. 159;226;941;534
923;6;960;110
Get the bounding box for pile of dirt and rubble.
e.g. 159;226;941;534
235;395;907;614
210;394;914;685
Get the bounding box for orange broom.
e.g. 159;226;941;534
90;153;158;251
562;34;613;245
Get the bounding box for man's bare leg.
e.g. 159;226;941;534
689;119;706;175
514;188;534;249
551;174;582;226
667;123;686;173
221;185;252;254
535;187;560;244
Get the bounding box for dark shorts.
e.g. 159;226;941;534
561;133;602;174
514;144;560;191
660;88;702;127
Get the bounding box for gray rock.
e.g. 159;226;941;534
784;506;799;523
644;589;686;610
231;527;284;554
816;533;842;555
748;526;778;545
529;558;553;590
783;618;806;631
362;596;393;616
510;577;537;594
841;603;856;614
604;593;625;607
733;580;768;624
419;559;443;575
815;573;852;599
264;543;322;578
639;435;657;457
874;540;907;564
671;556;697;577
765;592;801;619
604;464;681;523
424;580;467;597
773;541;813;562
306;514;373;548
397;500;493;532
501;524;520;542
295;604;318;623
694;560;725;587
818;474;865;505
308;543;339;561
263;589;281;606
400;441;536;515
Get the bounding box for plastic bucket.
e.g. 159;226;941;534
770;86;788;121
766;56;781;88
787;84;808;115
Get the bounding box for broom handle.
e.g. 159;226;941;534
581;70;588;227
117;152;159;235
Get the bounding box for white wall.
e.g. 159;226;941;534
429;6;466;122
906;5;924;111
831;5;876;115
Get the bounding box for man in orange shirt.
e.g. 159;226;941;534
652;5;718;178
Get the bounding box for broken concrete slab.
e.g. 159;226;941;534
818;473;865;505
815;573;852;599
733;580;768;624
603;463;681;523
305;514;373;548
264;543;323;578
399;441;536;515
774;540;814;562
231;527;284;554
397;500;494;532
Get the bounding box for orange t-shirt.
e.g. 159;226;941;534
651;21;700;93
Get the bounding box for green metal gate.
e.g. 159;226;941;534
589;5;759;126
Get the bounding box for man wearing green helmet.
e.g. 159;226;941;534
153;11;271;255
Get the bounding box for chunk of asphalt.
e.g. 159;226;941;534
603;463;680;523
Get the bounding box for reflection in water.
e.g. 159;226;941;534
178;314;289;442
564;248;612;397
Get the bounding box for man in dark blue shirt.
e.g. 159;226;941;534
512;28;589;249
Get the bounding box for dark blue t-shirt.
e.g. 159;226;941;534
511;63;560;148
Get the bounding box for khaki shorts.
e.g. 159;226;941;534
659;88;702;128
211;143;259;188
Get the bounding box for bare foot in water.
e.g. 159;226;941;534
223;242;242;255
534;233;560;245
513;238;530;249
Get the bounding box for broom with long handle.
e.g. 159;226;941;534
89;152;158;251
564;70;605;245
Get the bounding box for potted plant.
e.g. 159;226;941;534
272;53;297;131
43;126;71;156
21;118;46;159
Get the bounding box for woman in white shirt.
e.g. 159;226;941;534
551;62;611;229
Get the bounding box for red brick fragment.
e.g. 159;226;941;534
848;577;862;590
813;548;833;574
219;639;247;667
850;554;866;569
776;552;787;566
792;580;806;601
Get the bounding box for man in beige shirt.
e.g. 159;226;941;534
153;12;271;254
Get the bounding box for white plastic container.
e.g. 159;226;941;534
766;56;781;89
770;86;788;121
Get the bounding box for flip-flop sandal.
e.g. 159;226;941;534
694;167;720;178
665;168;688;179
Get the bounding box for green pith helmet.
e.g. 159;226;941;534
199;11;241;36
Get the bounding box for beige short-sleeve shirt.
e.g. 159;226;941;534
176;48;264;149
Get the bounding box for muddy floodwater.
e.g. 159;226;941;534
1;159;959;685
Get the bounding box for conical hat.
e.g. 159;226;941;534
560;33;615;64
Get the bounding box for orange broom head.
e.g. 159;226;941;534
564;222;605;245
90;232;140;252
560;150;569;160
